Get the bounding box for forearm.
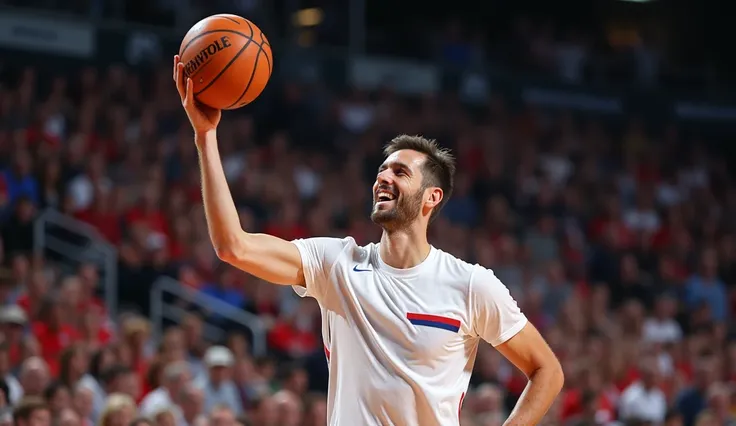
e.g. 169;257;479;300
503;366;563;426
196;130;244;251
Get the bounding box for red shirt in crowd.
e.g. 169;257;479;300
32;321;80;376
268;321;318;356
125;207;169;236
15;294;35;317
561;388;616;422
75;209;122;244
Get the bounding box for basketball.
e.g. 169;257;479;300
179;14;273;110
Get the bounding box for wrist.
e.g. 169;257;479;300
195;129;217;147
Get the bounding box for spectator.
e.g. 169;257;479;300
99;394;136;426
100;366;139;408
246;394;278;426
12;398;50;426
1;198;36;255
301;393;327;426
618;355;667;423
195;346;242;416
2;152;38;207
0;343;22;405
18;358;49;399
208;405;237;426
42;382;71;417
177;385;205;426
676;355;719;426
642;293;683;344
152;408;176;426
271;391;302;426
57;408;81;426
138;362;187;422
77;349;114;421
71;384;94;426
684;250;729;322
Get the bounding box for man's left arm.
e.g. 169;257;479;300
470;267;564;426
496;322;564;426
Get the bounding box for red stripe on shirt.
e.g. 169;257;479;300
406;313;461;328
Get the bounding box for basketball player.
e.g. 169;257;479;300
173;56;564;425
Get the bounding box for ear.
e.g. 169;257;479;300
424;187;443;210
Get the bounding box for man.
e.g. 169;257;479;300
194;346;243;416
173;55;563;425
12;397;50;426
139;361;188;425
56;408;81;426
178;384;206;426
618;355;667;424
271;391;302;426
0;341;22;404
18;358;49;399
95;365;138;420
209;405;237;426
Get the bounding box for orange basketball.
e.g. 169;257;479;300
179;14;273;110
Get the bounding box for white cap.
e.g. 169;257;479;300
204;346;234;368
0;305;27;325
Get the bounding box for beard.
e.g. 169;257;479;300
370;187;424;231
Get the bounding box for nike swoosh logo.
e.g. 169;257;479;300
353;265;372;272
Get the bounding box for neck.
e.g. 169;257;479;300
379;227;431;269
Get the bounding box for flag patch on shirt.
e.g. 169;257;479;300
406;313;461;333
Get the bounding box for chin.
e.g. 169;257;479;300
370;209;396;226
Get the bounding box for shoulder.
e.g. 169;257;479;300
293;236;359;252
467;263;518;303
291;236;367;270
431;248;477;281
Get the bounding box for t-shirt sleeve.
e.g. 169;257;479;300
291;237;351;302
470;265;528;347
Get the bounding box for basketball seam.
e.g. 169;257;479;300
194;36;253;97
180;29;253;57
258;32;273;75
214;15;240;24
226;45;263;109
225;20;258;109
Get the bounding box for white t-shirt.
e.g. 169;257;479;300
292;237;527;426
618;381;667;423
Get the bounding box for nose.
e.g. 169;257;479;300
376;170;393;186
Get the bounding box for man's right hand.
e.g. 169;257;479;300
173;54;222;139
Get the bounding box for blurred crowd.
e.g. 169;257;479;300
0;43;735;426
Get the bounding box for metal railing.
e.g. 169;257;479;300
33;208;118;318
150;276;267;357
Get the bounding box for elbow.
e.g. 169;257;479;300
555;364;565;392
213;235;248;265
214;246;237;264
532;357;565;394
549;359;565;393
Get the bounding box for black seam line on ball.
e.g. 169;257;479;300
214;15;240;24
226;45;263;109
226;20;260;109
258;32;272;75
193;36;253;97
180;29;251;57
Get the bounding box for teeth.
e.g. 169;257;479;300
377;191;395;201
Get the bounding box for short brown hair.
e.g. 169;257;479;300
383;135;455;222
13;397;49;425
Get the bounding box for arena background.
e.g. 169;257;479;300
0;0;734;425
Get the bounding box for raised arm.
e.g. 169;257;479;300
173;55;304;286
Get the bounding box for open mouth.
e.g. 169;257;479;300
375;189;397;205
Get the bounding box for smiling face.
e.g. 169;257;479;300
371;149;441;231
